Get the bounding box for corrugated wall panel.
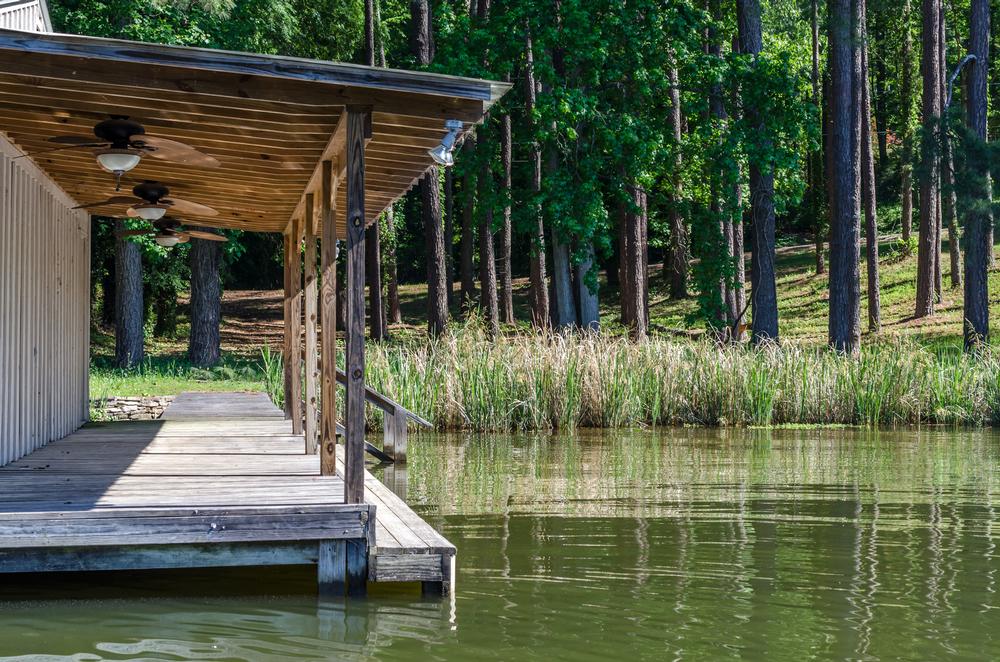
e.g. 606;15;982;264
0;1;49;32
0;133;88;466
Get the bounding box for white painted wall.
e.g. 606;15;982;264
0;133;89;466
0;0;51;32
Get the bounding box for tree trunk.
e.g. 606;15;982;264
900;0;915;242
477;123;499;336
827;0;862;352
665;61;689;299
737;0;779;344
915;0;941;318
939;10;961;289
114;220;144;368
523;24;549;328
100;256;116;326
498;107;514;324
575;242;600;331
365;222;386;340
422;173;449;335
811;0;826;275
934;3;946;299
444;167;455;307
943;135;961;288
460;137;477;308
964;0;990;348
385;208;402;324
859;0;881;333
411;0;447;335
376;0;400;327
732;178;746;339
188;226;222;366
550;230;576;329
872;18;889;170
622;184;647;337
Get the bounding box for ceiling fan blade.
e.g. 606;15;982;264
116;230;155;237
163;197;219;217
183;229;228;242
18;143;108;159
73;196;139;210
49;135;101;145
135;135;220;168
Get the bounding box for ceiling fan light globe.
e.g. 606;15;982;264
154;235;181;248
96;149;141;174
134;205;166;221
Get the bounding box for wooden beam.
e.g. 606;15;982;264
292;112;346;232
282;230;293;421
317;539;346;598
319;159;338;476
0;29;506;105
303;193;319;455
343;106;371;505
289;213;304;436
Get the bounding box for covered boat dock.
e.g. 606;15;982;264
0;26;506;595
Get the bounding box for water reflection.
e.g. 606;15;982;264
1;427;999;660
396;427;1000;660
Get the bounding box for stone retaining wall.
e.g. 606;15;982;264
91;396;174;421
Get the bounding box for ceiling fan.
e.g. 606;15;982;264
41;116;220;189
117;218;228;248
73;181;218;221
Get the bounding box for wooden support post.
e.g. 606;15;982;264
319;159;338;476
289;213;304;435
304;193;319;454
383;411;407;463
282;230;294;421
346;539;368;597
344;106;371;505
317;539;346;598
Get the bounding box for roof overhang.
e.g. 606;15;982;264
0;29;509;234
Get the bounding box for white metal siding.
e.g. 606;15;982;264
0;0;50;32
0;132;89;466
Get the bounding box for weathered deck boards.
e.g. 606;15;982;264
0;391;455;593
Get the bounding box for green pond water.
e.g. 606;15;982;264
2;428;1000;661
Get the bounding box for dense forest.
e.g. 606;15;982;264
57;0;1000;366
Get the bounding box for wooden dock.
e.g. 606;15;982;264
0;392;455;595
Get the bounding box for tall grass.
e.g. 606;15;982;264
267;319;1000;431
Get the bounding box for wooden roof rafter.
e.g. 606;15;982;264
0;28;509;234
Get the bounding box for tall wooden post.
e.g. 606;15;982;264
320;159;338;476
303;193;319;454
282;230;293;421
289;214;303;435
344;106;371;506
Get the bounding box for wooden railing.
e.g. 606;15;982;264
334;369;431;464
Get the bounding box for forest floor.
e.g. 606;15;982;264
89;231;1000;399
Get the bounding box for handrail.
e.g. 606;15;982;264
334;368;432;428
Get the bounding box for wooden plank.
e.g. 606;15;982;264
372;554;444;582
282;230;294;421
319;159;338;476
303;193;319;455
346;538;367;597
0;30;505;104
0;541;321;573
0;507;370;548
318;539;346;597
289;212;303;435
343;106;371;505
